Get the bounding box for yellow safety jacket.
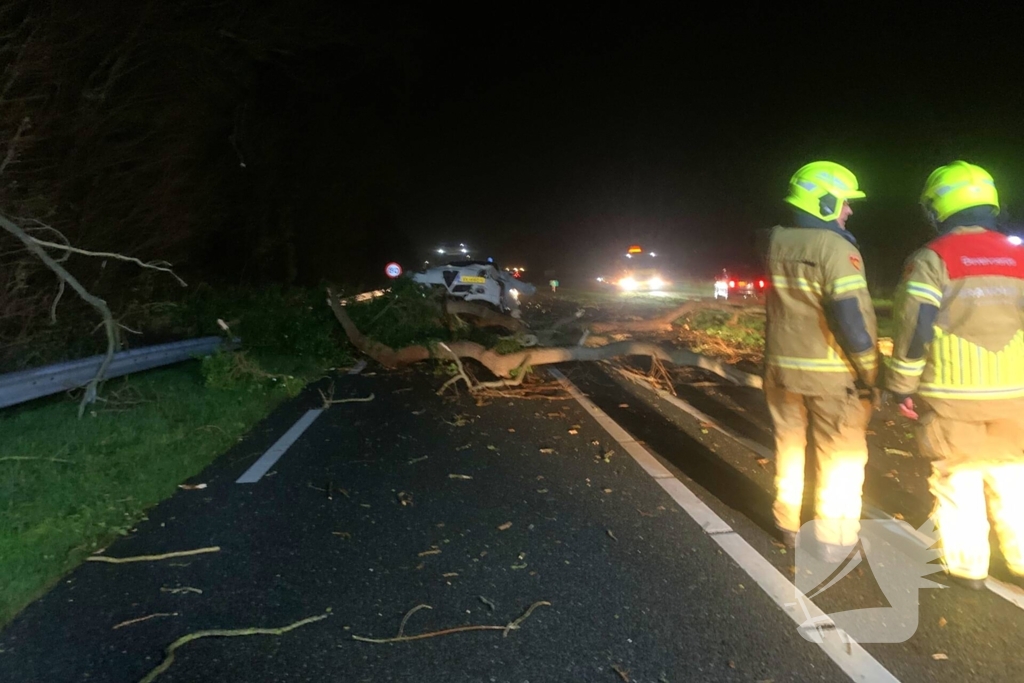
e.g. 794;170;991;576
886;226;1024;420
763;225;879;395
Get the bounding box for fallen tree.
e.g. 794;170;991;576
443;300;529;334
327;289;762;389
588;300;762;334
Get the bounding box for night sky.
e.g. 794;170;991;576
4;2;1024;290
386;4;1024;285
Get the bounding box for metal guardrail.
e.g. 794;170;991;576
0;336;234;410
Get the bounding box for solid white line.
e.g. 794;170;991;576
348;359;367;375
236;409;323;483
550;368;900;683
550;369;673;479
627;370;1024;614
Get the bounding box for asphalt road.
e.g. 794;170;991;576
3;362;1024;682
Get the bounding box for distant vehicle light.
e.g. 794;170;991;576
461;248;468;253
759;279;765;288
628;245;643;254
1010;235;1023;246
596;277;604;282
729;280;736;288
437;248;445;254
648;276;665;290
625;253;632;258
649;252;656;257
619;276;638;290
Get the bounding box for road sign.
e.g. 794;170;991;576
385;262;403;279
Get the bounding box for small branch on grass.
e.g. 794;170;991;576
112;612;178;630
0;456;73;464
87;546;221;564
136;613;329;683
352;600;551;644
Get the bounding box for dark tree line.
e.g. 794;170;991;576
0;0;420;368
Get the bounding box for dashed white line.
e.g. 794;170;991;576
236;409;323;484
549;368;901;683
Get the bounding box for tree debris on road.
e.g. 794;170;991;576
351;600;550;644
136;613;329;683
87;547;221;564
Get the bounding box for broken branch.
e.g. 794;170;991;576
27;237;188;287
87;546;220;564
352;600;551;643
0;212;117;416
112;612;178;630
137;613;328;683
0;456;73;464
328;291;760;388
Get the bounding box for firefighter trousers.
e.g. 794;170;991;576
917;412;1024;580
766;386;872;547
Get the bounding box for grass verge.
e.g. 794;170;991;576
0;286;351;628
0;364;306;627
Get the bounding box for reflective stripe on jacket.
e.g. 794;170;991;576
764;225;879;395
886;226;1024;418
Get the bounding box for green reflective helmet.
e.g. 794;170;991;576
921;161;999;224
784;161;866;222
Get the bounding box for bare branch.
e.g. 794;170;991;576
0;116;30;176
0;212;117;416
327;289;762;389
49;279;64;324
28;237;187;287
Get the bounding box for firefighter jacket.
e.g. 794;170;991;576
763;225;879;395
886;226;1024;422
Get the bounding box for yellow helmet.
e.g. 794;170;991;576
784;161;866;222
920;161;999;223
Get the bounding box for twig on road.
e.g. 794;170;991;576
136;613;328;683
318;380;375;409
351;600;551;643
87;547;220;564
112;612;178;630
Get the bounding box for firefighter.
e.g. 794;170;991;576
885;161;1024;590
763;161;879;561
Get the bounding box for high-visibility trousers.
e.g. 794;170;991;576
917;412;1024;580
766;386;872;546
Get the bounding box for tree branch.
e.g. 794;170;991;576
0;212;117;416
0;115;30;177
327;289;762;389
28;237;187;287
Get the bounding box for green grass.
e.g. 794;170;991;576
0;363;306;627
683;309;766;348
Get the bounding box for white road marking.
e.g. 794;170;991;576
550;368;901;683
236;409;323;484
618;368;1024;613
348;359;367;375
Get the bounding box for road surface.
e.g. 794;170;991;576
3;361;1024;682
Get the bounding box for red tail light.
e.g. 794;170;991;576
729;280;735;288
